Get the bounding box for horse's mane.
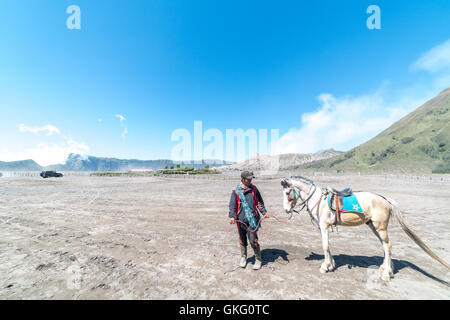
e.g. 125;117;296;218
289;175;315;186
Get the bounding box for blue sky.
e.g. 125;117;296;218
1;0;449;165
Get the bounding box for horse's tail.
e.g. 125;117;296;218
386;197;450;270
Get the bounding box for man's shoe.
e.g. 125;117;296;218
253;259;262;270
253;246;262;270
239;245;247;268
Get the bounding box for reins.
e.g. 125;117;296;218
233;209;291;233
220;178;322;273
289;180;328;229
290;183;317;214
219;210;293;274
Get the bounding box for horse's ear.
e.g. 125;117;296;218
281;178;291;187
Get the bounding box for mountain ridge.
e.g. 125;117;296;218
0;154;233;172
217;149;343;172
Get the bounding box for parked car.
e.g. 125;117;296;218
40;171;63;178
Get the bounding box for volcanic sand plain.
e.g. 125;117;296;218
0;174;449;299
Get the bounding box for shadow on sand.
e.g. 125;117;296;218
247;248;290;266
305;252;449;287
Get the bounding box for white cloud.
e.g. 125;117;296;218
116;114;125;124
411;39;450;73
1;137;89;166
275;39;450;155
116;114;128;140
122;127;128;140
411;38;450;91
18;124;61;136
275;88;432;154
0;124;90;166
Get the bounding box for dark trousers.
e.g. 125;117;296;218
237;221;259;249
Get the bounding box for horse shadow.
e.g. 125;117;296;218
247;248;289;266
305;252;449;287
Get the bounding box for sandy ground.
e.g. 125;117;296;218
0;173;449;300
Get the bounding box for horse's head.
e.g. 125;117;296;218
281;178;298;214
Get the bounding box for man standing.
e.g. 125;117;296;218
229;170;269;270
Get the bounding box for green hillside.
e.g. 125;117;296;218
295;87;450;174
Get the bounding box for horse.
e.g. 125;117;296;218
280;176;450;281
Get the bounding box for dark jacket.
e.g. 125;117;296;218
229;184;267;223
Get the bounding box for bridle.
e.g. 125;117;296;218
284;177;329;229
288;182;317;214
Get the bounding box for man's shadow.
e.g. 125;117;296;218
305;252;449;287
248;248;289;265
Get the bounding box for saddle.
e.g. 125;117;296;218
327;188;354;225
331;188;353;197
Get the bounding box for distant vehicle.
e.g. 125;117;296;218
40;171;63;178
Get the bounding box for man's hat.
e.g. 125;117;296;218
241;170;255;179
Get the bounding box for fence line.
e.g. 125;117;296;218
307;171;450;182
0;171;92;178
1;171;449;182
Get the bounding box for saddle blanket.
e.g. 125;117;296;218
327;193;364;214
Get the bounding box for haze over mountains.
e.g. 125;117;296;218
0;151;339;172
0;154;233;172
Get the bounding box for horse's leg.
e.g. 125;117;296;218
367;220;394;281
319;223;335;273
378;229;394;281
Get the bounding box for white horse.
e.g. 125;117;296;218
281;176;450;281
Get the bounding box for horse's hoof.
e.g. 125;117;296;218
381;274;391;282
320;263;333;273
320;268;328;274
